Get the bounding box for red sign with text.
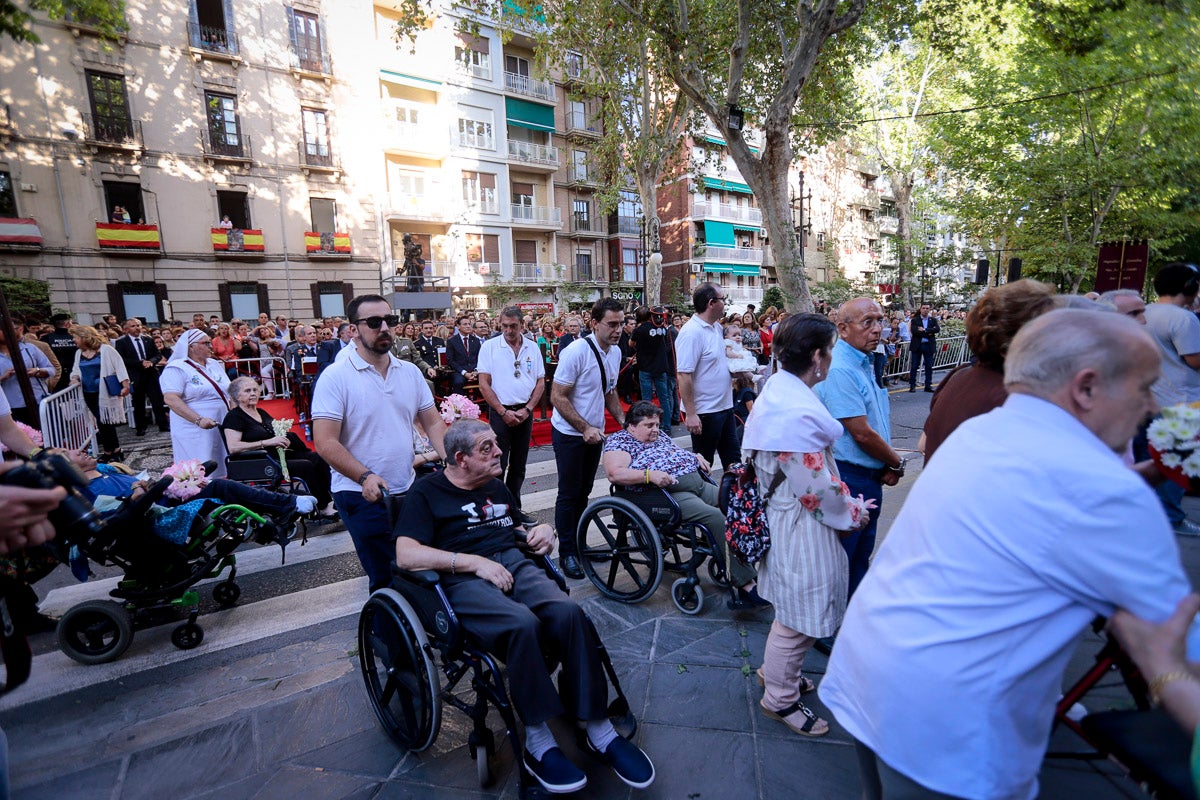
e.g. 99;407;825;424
1094;240;1149;293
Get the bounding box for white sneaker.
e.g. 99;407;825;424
1174;519;1200;537
294;495;318;514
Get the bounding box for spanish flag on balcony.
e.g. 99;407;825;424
96;222;161;249
211;228;265;252
304;231;351;254
0;217;43;246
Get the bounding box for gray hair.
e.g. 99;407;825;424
1098;289;1142;304
444;419;491;463
500;305;522;321
228;376;257;397
1004;308;1148;397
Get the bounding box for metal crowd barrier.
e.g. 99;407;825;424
884;335;969;381
221;356;293;399
38;383;97;454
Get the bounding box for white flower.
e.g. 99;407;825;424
1183;452;1200;478
1161;452;1183;469
1148;422;1176;450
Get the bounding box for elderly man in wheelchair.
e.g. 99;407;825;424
388;418;654;794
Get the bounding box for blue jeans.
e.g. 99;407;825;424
551;428;603;558
333;489;395;592
667;374;680;423
835;461;884;600
690;408;741;471
639;371;673;432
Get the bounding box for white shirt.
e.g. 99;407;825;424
819;393;1200;800
1144;302;1200;405
311;348;434;494
477;335;544;406
550;335;620;436
674;315;732;414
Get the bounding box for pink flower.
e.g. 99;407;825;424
799;493;821;512
776;453;793;464
802;452;824;471
162;459;209;501
850;503;862;524
440;394;482;425
838;480;850;496
0;422;43;453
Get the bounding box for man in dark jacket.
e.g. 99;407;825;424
115;318;169;435
908;304;940;392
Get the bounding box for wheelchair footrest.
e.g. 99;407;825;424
1080;709;1195;800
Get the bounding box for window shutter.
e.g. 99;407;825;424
309;283;321;317
483;234;500;263
514;239;537;263
106;284;125;322
218;283;232;321
256;283;270;317
341;282;354;312
512;182;534;197
285;7;299;52
481;173;496;191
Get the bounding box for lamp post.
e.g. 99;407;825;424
790;172;812;282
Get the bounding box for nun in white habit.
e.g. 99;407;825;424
160;328;233;477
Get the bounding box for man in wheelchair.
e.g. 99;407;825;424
395;419;655;793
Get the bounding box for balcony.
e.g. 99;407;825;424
612;215;640;236
878;215;899;235
304;231;351;256
570;215;604;236
95;221;160;253
298;142;339;174
290;48;331;79
211;227;264;256
82;114;143;151
382;114;447;159
725;286;764;304
691;198;762;225
694;244;764;264
573;264;605;283
566;162;597;187
510;204;562;228
464;197;499;216
507;139;559;170
385;193;453;222
187;22;239;60
565;110;601;138
456;58;492;81
456;129;495;151
202;130;252;163
489;262;557;284
503;71;556;102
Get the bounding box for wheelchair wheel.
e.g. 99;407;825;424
576;498;664;604
359;589;441;752
57;600;134;665
171;622;204;649
212;581;240;608
671;578;704;615
707;557;733;589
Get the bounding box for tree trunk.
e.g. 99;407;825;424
891;174;915;310
636;170;662;306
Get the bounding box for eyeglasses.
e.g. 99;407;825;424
713;296;729;304
849;317;885;329
355;314;400;330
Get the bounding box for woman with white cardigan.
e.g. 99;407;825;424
69;324;130;462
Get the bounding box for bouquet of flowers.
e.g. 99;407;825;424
162;459;208;501
0;422;42;453
1147;402;1200;488
271;417;295;481
440;394;482;425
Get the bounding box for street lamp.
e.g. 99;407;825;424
727;105;745;132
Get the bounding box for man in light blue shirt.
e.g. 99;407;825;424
816;298;905;605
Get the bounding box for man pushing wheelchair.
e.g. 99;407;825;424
395;419;655;794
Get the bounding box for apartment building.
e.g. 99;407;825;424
0;0;381;323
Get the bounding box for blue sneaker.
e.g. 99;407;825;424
585;735;655;789
523;747;587;794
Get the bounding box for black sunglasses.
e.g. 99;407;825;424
355;314;400;330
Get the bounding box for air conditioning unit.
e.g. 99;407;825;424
689;264;702;273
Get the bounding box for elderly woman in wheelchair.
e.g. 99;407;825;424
592;400;768;612
377;419;653;795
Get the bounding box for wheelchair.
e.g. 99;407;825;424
54;470;295;665
358;524;636;798
574;481;735;615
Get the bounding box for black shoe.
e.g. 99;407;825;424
523;748;587;794
924;387;934;393
908;387;916;393
559;554;584;580
585;735;655;789
136;429;147;437
516;508;537;526
814;636;835;656
728;585;772;610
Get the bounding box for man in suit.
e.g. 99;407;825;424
447;315;482;393
908;303;940;393
291;326;320;380
317;323;353;377
413;319;444;368
116;318;169;435
392;330;438;394
557;316;581;350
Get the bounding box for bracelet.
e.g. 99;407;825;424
644;468;650;485
357;469;375;485
1149;670;1196;705
450;552;458;575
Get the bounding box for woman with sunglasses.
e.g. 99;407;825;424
160;329;234;477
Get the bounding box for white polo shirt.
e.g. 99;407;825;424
551;335;620;436
674;315;733;414
477;335;544;406
311;348;434;495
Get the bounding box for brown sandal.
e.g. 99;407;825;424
760;699;829;737
756;667;816;695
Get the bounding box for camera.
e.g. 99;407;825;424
1;451;106;541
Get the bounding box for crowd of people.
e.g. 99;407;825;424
8;269;1200;798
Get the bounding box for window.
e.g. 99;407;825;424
217;190;250;229
0;171;15;216
571;150;588;182
514;239;537;264
567;99;587;130
816;231;826;251
572;199;590;231
575;249;592;281
391;103;422;126
310;198;337;233
301;108;331;166
190;0;234;54
859;207;875;222
86;71;132;143
205;91;243;156
106;282;167;324
565;51;583;79
880;199;896;218
392;171;425;198
465;233;500;266
457;107;494;149
310;281;351;317
511;181;534;209
219;282;269;321
454;34;490;79
103;180;145;223
288;9;327;73
505;55;530;77
621;246;641;283
861;172;876;190
462;171;497;213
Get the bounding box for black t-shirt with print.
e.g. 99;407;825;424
397;471;519;557
631;322;671;375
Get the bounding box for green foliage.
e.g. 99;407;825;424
811;272;873;307
482;281;532;310
663;277;692;312
761;286;786;313
1;0;127;43
0;276;51;319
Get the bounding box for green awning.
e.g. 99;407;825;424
704;220;736;247
704;264;733;273
700;135;725;147
732;222;759;232
380;69;442;89
506;97;555;132
732;264;761;276
699;177;752;195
